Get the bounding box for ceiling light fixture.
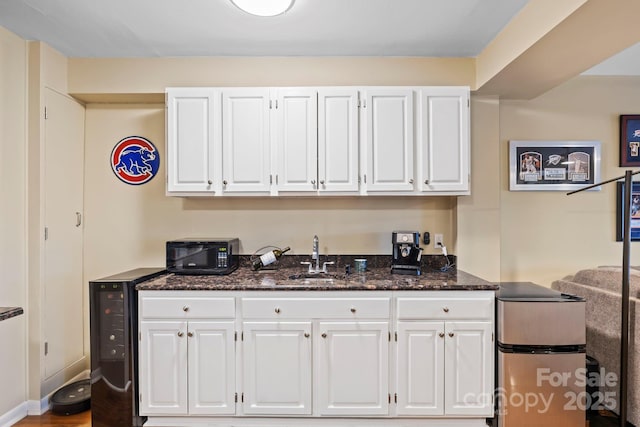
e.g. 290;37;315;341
231;0;294;17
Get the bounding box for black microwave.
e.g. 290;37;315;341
166;238;239;275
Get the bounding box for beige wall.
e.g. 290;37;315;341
83;105;456;282
0;26;28;419
457;96;502;282
69;57;474;102
499;75;640;286
81;66;640;290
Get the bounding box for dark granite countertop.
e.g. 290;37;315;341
136;267;497;292
0;307;24;321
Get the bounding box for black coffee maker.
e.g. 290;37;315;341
391;231;422;275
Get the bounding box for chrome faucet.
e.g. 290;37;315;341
302;235;334;274
312;235;320;271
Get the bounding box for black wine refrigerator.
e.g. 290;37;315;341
89;268;165;427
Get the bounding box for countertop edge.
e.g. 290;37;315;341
135;268;498;291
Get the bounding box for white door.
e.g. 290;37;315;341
444;321;493;416
242;321;312;415
362;89;414;192
222;89;271;193
166;87;219;193
317;321;389;416
139;321;188;415
274;89;318;192
318;89;360;192
188;321;236;415
43;88;85;378
396;321;445;415
418;87;470;193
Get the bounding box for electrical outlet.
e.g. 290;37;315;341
434;234;443;248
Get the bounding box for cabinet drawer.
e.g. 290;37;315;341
140;296;235;319
242;298;390;319
396;297;493;320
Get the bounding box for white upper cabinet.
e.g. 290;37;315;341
418;87;470;194
273;89;318;192
166;86;470;197
362;89;414;192
222;89;272;193
318;89;360;193
166;88;219;194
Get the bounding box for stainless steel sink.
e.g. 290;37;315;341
288;273;345;281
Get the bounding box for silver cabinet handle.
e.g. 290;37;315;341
187;332;193;337
177;331;184;337
183;306;189;312
449;332;454;338
439;332;445;338
443;307;449;313
75;212;82;227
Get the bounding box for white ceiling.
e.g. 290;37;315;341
0;0;531;57
582;42;640;75
1;0;635;76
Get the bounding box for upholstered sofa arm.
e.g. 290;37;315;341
551;267;640;426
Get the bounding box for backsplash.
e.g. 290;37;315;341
238;254;456;273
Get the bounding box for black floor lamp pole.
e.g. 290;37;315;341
568;169;640;427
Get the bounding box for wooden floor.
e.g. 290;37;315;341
8;409;628;427
11;410;90;426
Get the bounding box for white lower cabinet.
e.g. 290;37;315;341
317;321;389;415
443;321;493;416
139;293;236;416
242;321;313;415
395;292;495;418
139;290;494;426
139;320;236;415
395;321;444;415
139;321;188;414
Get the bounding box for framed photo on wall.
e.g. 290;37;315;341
616;181;640;241
509;140;601;191
619;115;640;167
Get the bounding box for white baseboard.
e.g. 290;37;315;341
26;369;90;416
0;402;28;427
26;396;48;416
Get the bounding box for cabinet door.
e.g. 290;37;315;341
362;89;414;192
242;321;312;415
444;321;493;416
317;321;389;416
418;87;470;193
222;89;271;193
318;89;360;192
396;321;445;416
188;321;236;415
139;321;188;415
274;89;318;192
166;87;219;193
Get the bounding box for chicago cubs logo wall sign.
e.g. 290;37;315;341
110;136;160;185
